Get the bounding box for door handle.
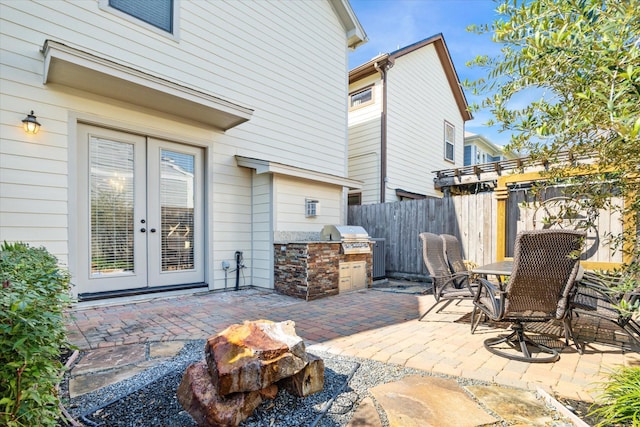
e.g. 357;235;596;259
140;228;146;232
150;228;157;233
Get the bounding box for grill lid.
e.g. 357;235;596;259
320;225;369;241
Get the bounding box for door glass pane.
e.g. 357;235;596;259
160;150;195;272
90;138;135;276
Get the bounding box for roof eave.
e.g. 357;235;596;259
348;54;391;84
351;33;472;122
328;0;368;50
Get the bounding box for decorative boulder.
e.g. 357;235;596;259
278;352;324;397
206;319;309;395
177;319;325;427
177;361;263;427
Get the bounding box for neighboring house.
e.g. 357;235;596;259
347;33;472;205
0;0;366;300
464;131;515;166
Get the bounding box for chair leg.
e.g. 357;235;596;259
621;323;640;349
418;298;455;321
470;306;483;334
516;328;532;359
418;300;440;321
483;323;560;363
563;314;583;354
435;299;454;314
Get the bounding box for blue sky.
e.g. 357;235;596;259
348;0;509;147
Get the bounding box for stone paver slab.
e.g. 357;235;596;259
71;343;146;375
370;375;498;427
466;385;568;427
149;341;185;358
69;360;159;397
347;397;382;427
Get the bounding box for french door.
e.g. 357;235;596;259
77;124;204;294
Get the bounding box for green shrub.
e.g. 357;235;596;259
0;242;73;427
590;366;640;427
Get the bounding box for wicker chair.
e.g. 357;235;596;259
441;234;471;277
472;230;585;363
418;232;475;320
570;271;640;352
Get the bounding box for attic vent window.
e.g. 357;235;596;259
349;86;374;109
305;199;319;218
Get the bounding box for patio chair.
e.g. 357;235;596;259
418;232;475;320
472;229;585;363
441;234;473;277
570;271;640;352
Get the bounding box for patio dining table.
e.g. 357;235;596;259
472;260;513;277
472;260;514;286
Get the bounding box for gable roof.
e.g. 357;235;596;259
349;33;472;121
328;0;368;49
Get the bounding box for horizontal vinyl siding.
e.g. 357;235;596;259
251;173;273;288
274;176;342;233
1;0;351;278
185;0;349;175
348;153;379;204
348;76;382;204
385;45;465;200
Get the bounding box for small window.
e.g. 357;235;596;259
444;122;455;162
348;193;362;206
349;86;374;109
463;145;472;166
305;199;319;217
106;0;174;33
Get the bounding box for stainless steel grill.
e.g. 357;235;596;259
320;225;371;254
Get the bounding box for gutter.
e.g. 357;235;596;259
374;59;393;203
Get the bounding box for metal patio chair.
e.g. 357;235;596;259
418;232;475;320
472;229;585;363
570;271;640;352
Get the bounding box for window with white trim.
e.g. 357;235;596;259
104;0;175;34
349;86;374;109
444;121;455;162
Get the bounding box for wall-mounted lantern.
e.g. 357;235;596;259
22;111;41;134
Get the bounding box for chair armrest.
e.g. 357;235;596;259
431;272;470;289
476;277;502;295
473;277;505;319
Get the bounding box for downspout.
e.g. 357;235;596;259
374;60;392;203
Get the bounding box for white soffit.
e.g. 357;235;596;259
42;40;253;131
328;0;368;49
236;156;363;189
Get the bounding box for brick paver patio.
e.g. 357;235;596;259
65;282;640;402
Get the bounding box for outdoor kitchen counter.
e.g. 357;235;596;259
273;241;373;301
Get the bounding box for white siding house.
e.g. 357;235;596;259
464;131;515;166
0;0;366;299
348;34;471;204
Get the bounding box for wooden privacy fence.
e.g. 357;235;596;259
348;189;624;278
348;193;496;278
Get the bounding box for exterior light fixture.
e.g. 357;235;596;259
22;110;41;134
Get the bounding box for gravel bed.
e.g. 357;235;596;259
59;340;583;427
60;340;454;426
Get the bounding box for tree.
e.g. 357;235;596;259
466;0;640;280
